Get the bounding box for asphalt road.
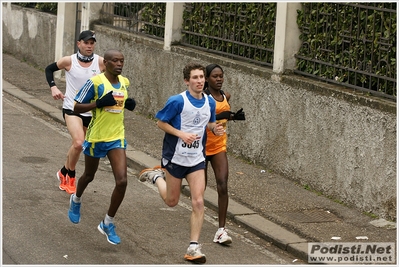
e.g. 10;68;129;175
2;92;299;265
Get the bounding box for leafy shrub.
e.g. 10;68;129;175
296;3;396;97
15;2;57;14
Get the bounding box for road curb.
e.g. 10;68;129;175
2;79;310;262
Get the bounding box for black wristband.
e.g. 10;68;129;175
50;81;56;87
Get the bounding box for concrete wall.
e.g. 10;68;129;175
2;4;396;221
2;3;56;69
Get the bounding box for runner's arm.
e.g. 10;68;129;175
44;56;71;100
157;120;198;145
74;79;106;113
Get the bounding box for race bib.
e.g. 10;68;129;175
176;135;202;157
105;91;125;113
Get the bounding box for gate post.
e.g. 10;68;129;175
54;2;77;79
164;2;185;51
81;2;103;31
273;2;302;74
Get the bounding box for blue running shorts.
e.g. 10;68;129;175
82;139;127;158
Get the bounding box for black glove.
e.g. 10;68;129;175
96;91;116;108
232;108;246;121
124;98;136;111
216;111;234;120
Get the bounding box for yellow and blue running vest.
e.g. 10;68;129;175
78;73;130;143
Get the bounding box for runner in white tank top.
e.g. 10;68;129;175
138;63;225;264
64;53;102;117
44;30;105;195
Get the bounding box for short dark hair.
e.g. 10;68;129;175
183;62;205;81
104;49;122;60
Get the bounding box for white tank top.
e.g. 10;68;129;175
171;92;210;167
64;54;102;117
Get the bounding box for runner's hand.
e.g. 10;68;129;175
96;91;116;108
216;111;234;120
233;108;246;120
124;98;136;111
50;86;65;100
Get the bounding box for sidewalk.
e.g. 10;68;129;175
2;53;396;262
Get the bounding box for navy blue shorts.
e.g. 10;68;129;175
161;158;205;179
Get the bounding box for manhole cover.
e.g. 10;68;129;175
20;156;48;164
284;209;339;223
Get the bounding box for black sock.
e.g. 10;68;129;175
68;169;76;178
189;241;199;246
61;166;68;176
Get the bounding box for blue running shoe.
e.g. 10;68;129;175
97;221;121;245
68;194;81;224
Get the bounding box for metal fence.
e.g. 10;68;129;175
99;2;165;40
295;3;397;100
98;2;396;100
181;3;276;68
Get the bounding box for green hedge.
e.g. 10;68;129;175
15;2;57;14
296;3;396;96
181;3;276;65
14;2;396;97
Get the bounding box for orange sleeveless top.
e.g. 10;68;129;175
206;94;230;156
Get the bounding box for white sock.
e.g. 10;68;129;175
189;241;199;248
73;194;81;203
153;174;162;184
218;227;225;232
104;214;114;226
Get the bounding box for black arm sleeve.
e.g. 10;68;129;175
216;111;234;120
45;62;60;87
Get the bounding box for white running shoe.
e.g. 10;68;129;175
138;168;165;183
213;228;232;244
184;244;206;263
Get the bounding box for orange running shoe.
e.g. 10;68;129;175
65;175;76;194
56;170;68;191
184;244;206;264
138;165;165;177
152;165;162;169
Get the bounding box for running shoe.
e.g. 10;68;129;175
68;194;81;224
184;244;206;263
138;168;165;183
98;221;121;245
56;170;68;191
213;228;232;244
152;165;163;170
65;175;76;194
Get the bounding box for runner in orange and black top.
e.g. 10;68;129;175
203;64;235;245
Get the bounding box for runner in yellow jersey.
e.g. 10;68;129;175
68;49;136;245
